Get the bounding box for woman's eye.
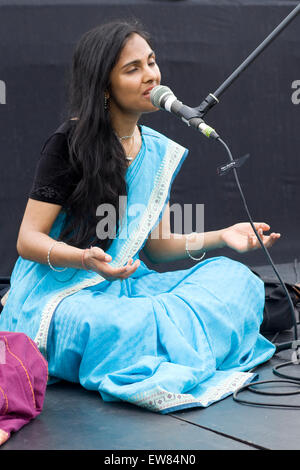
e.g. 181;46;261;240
149;61;156;66
127;68;138;74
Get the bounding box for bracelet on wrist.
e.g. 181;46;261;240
47;241;68;272
81;247;93;272
185;232;206;262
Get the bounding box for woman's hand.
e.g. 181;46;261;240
221;222;281;253
82;246;140;281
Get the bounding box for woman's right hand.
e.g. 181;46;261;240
82;246;140;281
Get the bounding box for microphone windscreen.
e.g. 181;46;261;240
150;85;173;108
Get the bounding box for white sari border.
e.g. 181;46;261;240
34;140;187;358
126;371;256;413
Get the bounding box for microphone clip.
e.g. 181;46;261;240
195;93;219;118
217;153;250;176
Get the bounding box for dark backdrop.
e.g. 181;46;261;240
0;0;299;275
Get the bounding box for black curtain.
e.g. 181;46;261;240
0;0;299;275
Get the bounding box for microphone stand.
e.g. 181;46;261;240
194;3;300;355
195;3;300;118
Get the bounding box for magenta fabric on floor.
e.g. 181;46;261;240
0;331;48;446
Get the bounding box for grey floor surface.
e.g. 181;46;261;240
1;261;300;451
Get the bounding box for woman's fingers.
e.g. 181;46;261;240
95;257;140;280
254;222;270;230
257;227;281;243
123;259;140;278
264;232;281;247
90;246;111;262
249;229;281;250
85;247;140;279
254;224;281;240
108;261;140;280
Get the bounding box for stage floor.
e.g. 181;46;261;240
1;262;300;451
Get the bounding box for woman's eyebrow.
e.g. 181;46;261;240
121;51;155;69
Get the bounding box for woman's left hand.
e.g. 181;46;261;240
221;222;281;253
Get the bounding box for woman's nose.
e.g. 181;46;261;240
143;64;159;83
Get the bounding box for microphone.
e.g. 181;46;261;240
150;85;219;139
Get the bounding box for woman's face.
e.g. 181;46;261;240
108;33;161;118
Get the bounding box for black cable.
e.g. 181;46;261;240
234;360;300;408
216;137;298;343
233;380;300;408
272;361;300;382
247;379;300;396
216;137;300;409
196;9;300;408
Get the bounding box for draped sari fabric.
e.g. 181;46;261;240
0;125;275;413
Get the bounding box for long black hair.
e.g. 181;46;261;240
59;20;152;249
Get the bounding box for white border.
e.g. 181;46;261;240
34;140;186;358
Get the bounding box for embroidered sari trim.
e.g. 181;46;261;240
126;371;255;413
34;140;187;358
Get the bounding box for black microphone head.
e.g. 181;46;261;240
150;85;174;108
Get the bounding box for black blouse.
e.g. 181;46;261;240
29;120;78;206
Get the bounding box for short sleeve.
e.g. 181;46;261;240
29;133;77;206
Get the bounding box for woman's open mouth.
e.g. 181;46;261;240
143;86;155;97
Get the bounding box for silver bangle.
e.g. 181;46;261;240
47;241;68;272
185;232;206;261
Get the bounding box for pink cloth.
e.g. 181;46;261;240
0;332;48;446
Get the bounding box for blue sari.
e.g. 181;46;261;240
0;125;275;413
